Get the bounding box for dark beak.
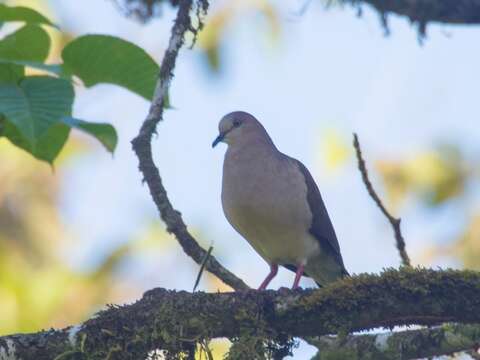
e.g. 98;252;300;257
212;133;225;148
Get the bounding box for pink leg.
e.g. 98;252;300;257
292;264;305;289
258;264;278;290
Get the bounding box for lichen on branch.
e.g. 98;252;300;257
1;268;480;359
309;323;480;360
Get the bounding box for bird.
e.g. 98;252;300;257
212;111;348;290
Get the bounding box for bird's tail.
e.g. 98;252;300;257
284;261;349;287
305;252;349;287
314;269;349;287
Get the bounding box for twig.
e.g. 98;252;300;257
193;246;213;292
353;133;411;267
131;0;248;291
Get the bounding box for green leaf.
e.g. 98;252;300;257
0;63;23;83
0;4;56;28
62;117;118;153
0;25;51;62
0;25;51;83
62;34;159;101
0;76;73;163
0;59;64;77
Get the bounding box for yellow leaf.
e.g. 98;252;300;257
320;129;351;171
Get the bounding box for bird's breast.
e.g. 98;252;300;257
221;148;318;263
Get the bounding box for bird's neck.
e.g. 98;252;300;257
226;136;278;162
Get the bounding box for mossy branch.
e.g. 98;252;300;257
348;0;480;25
309;323;480;360
1;268;480;359
116;0;480;38
342;0;480;38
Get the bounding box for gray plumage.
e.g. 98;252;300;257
213;111;348;288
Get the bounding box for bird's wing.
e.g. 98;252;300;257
292;159;348;274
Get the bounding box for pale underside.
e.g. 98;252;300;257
222;142;344;285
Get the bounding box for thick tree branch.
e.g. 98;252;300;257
342;0;480;39
130;0;248;291
1;268;480;359
309;323;480;360
353;133;411;267
117;0;480;30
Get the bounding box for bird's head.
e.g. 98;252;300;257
212;111;270;148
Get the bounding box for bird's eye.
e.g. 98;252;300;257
233;120;241;128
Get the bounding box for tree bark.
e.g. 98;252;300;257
130;0;248;292
348;0;480;25
309;323;480;360
117;0;480;27
1;268;480;359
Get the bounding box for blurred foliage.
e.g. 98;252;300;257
318;128;352;172
318;134;471;212
319;131;479;271
0;140;123;335
376;144;470;211
375;144;479;271
450;214;480;271
420;214;480;273
197;0;280;74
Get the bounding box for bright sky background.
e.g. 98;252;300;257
16;0;480;357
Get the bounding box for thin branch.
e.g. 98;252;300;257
193;245;212;292
353;133;411;267
2;268;480;359
309;323;480;360
130;0;248;291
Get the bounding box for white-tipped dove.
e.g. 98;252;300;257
213;111;348;290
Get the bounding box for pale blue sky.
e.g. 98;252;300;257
42;1;479;356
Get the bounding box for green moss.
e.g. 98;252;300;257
53;350;87;360
43;268;480;359
104;345;122;360
315;348;358;360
